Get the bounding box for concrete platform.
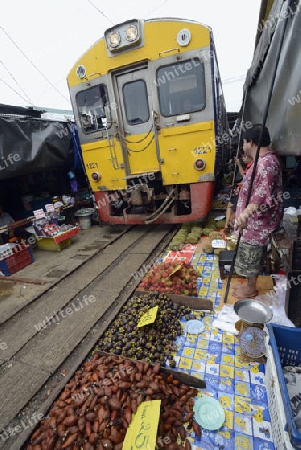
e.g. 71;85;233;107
0;223;173;448
0;224;128;323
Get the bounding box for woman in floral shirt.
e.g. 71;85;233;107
232;124;283;299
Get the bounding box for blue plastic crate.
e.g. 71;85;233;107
268;323;301;448
283;187;301;208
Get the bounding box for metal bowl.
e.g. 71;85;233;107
234;299;273;324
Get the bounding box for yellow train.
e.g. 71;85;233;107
67;18;229;225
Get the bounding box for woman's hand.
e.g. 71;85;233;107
234;203;260;234
235;213;248;234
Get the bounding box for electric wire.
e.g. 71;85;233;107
222;74;246;85
0;25;69;103
84;0;114;24
0;60;34;105
0;77;32;105
146;0;170;16
37;76;69;102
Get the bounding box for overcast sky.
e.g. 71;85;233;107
0;0;262;113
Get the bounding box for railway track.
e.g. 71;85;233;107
0;224;176;450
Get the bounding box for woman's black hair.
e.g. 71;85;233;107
243;124;271;147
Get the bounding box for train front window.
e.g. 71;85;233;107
76;85;110;133
157;58;206;117
123;80;149;125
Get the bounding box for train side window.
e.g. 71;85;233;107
123;80;150;125
76;84;110;133
157;58;206;117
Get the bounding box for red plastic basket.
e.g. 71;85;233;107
0;245;34;276
53;226;80;244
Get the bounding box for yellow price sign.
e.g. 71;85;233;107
123;400;161;450
168;264;182;277
137;306;159;328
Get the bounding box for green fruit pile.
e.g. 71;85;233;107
215;219;226;229
169;223;205;249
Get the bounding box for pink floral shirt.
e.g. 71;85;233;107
235;151;283;245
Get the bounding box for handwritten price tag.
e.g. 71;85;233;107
33;209;46;219
137;306;158;328
123;400;161;450
45;203;55;212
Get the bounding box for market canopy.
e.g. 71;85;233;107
0;114;74;181
243;0;301;155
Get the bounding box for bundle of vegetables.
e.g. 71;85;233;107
26;354;201;450
202;231;227;255
139;261;199;296
203;215;226;232
98;292;191;366
185;225;203;245
169;223;204;250
169;226;191;251
215;218;226;229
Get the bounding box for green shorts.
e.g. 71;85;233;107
234;240;267;278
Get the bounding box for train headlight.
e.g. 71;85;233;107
194;159;206;170
109;32;121;48
126;24;138;42
105;20;142;54
91;172;101;181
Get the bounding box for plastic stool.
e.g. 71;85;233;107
218;250;235;279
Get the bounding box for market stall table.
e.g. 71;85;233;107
157;245;277;449
33;226;80;251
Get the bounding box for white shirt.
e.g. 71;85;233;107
0;212;15;228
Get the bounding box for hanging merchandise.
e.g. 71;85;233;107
68;170;79;193
69;124;101;217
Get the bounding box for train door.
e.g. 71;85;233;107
153;53;216;186
114;66;160;177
